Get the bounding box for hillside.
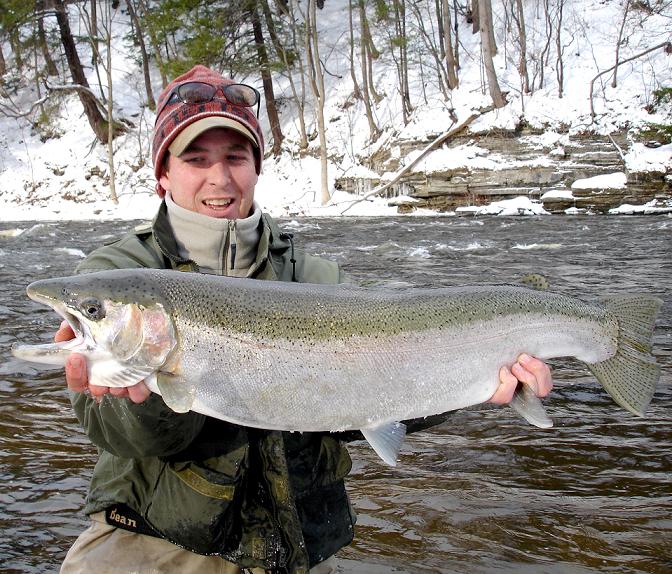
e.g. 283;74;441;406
0;0;671;220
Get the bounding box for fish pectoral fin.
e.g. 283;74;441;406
89;361;155;389
509;382;553;428
361;421;407;466
156;372;195;413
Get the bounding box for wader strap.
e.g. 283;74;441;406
105;504;161;538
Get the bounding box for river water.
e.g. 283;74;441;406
1;216;670;574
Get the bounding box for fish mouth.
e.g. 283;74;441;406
11;290;86;364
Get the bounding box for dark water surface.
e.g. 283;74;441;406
1;216;670;574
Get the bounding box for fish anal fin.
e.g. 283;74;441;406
509;382;553;428
156;372;195;413
361;421;407;466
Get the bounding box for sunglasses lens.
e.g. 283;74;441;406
177;82;217;104
224;84;259;107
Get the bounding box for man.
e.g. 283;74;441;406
56;65;552;574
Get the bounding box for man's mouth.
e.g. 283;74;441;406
204;198;233;207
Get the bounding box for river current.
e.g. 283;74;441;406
1;216;670;574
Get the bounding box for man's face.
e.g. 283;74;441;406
159;128;258;219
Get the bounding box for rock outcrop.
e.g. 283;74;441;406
334;129;671;214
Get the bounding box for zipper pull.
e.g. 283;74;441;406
229;220;237;272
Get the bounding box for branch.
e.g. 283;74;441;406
0;95;51;119
340;105;495;215
44;80;110;118
590;40;672;119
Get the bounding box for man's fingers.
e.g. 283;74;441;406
127;382;151;404
489;366;519;404
65;354;88;393
517;354;553;397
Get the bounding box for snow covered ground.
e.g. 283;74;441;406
0;0;670;221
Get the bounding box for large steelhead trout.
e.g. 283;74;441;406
12;269;661;465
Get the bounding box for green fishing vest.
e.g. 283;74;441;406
70;203;355;573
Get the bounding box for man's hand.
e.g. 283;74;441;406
55;321;151;404
489;353;553;404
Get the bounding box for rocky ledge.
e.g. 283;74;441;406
334;129;672;214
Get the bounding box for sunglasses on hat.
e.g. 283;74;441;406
156;81;261;119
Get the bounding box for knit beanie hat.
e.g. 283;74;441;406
152;65;264;197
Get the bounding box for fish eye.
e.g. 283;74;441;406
80;297;105;321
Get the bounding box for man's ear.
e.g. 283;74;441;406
159;155;171;191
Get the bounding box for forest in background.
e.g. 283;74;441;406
0;0;670;205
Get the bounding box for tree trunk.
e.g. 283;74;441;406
250;2;283;155
470;0;479;34
357;0;380;138
103;0;118;203
270;0;308;149
513;0;530;93
136;0;168;88
0;43;6;76
36;0;59;76
612;0;631;88
393;0;413;120
53;0;110;143
441;0;458;88
555;0;565;98
305;0;330;204
127;0;155;109
348;0;362;100
479;0;506;108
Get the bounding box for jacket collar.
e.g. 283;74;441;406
151;201;288;279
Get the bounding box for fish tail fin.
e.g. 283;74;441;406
586;295;662;416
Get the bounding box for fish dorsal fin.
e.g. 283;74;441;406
361;421;407;466
509;383;553;428
519;273;550;291
156;372;195;413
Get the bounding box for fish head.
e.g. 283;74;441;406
12;271;177;388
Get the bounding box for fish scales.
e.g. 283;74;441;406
145;271;618;430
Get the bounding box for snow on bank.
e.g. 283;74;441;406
0;0;670;221
572;172;628;190
609;199;672;215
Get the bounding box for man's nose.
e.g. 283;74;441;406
207;160;230;185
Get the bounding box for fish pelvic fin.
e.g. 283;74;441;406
156;372;195;413
509;383;553;428
587;295;662;416
361;421;407;466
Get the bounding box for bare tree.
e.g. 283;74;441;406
555;0;565;98
348;0;362;101
392;0;413;119
409;0;451;101
36;0;58;76
127;0;155;110
136;0;168;88
510;0;530;93
478;0;506;107
52;0;111;143
440;0;459;88
100;0;118;202
612;0;631;88
304;0;330;204
354;0;380;139
249;1;283;155
273;0;309;149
